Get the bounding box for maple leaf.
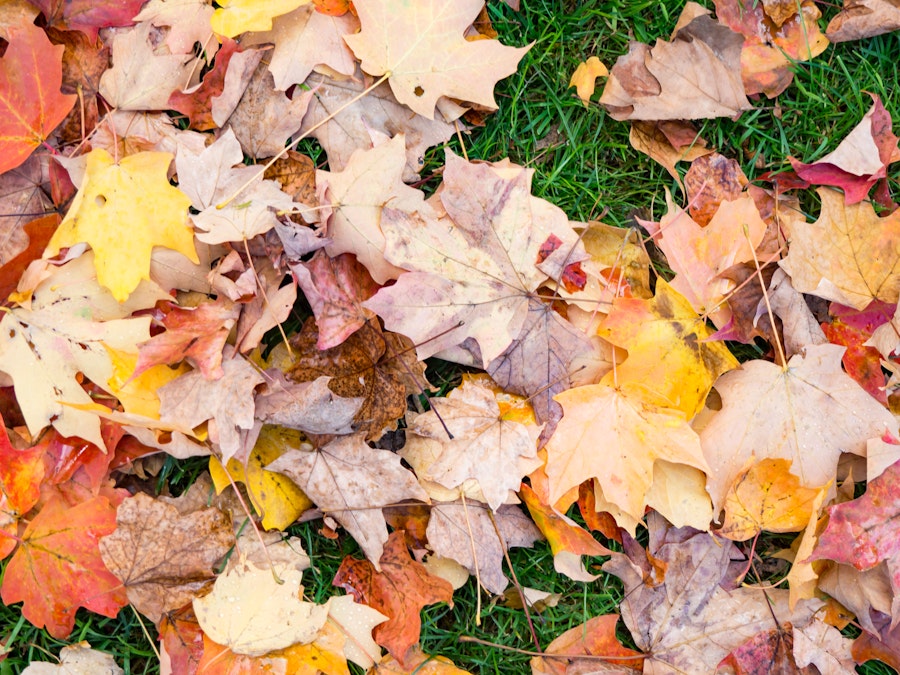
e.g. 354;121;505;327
299;74;458;182
823;300;893;404
317;133;425;284
598;279;738;418
266;433;430;566
167;39;241;131
98;21;199;112
599;7;752;120
292;250;380;350
287;318;426;440
248;4;358;90
343;0;530;119
718;458;826;541
827;0;900;42
604;514;821;674
425;501;541;594
98;492;235;624
333;530;454;668
808;457;900;622
700;343;898;512
780;187;900;310
364;150;585;366
569;56;609;106
401;378;541;511
211;0;310;38
133;0;219;61
195;562;328;656
44;149;197;302
29;0;144;40
0;21;75;174
209;425;314;531
714;0;829;98
135;299;239;381
176;127;296;244
1;495;127;639
158;351;265;462
629;120;713;189
683;152;750;226
0;414;45;559
546;382;710;529
21;642;124;675
790;95;900;204
531;614;643;675
642;193;767;328
0;254;165;448
225;60;315;159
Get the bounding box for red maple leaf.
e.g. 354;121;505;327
0;21;76;174
0;495;127;638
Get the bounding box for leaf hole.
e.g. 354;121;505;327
95;194;107;207
414;86;424;97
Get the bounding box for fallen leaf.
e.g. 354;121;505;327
133;0;218;61
629;120;712;189
546;382;710;528
808;457;900;622
299;74;458;182
401;378;541;511
599;6;751;120
98;492;235;623
211;0;310;38
287;318;425;440
683;152;749;227
333;530;454;667
790;95;900;204
0;21;75;174
569;56;608;106
0;254;163;448
21;642;123;675
530;614;643;675
827;0;900;42
135;299;239;381
700;343;898;511
0;412;45;559
29;0;144;40
598;279;738;418
266;433;430;567
318;133;425;284
426;501;541;594
44;149;197;302
778;187;900;310
292;250;380;350
98;21;199;112
364;150;585;366
343;0;530;119
158;351;265;462
718;458;826;541
0;495;127;639
641;193;767;328
604;513;820;674
209;425;314;531
167;39;241;131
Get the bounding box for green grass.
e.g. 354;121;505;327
3;0;900;673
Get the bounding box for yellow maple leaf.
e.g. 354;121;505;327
106;348;190;419
210;0;310;38
209;425;313;531
718;458;827;541
598;279;738;418
569;56;608;106
44;149;197;302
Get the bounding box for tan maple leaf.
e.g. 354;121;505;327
700;344;899;512
401;378;542;511
98;492;235;624
343;0;530;119
546;382;711;529
266;433;429;567
364;150;586;366
779;187;900;309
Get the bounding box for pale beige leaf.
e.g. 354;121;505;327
193;563;328;656
343;0;530;119
327;595;388;669
21;642;123;675
699;344;899;511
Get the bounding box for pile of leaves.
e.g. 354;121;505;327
2;0;900;672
